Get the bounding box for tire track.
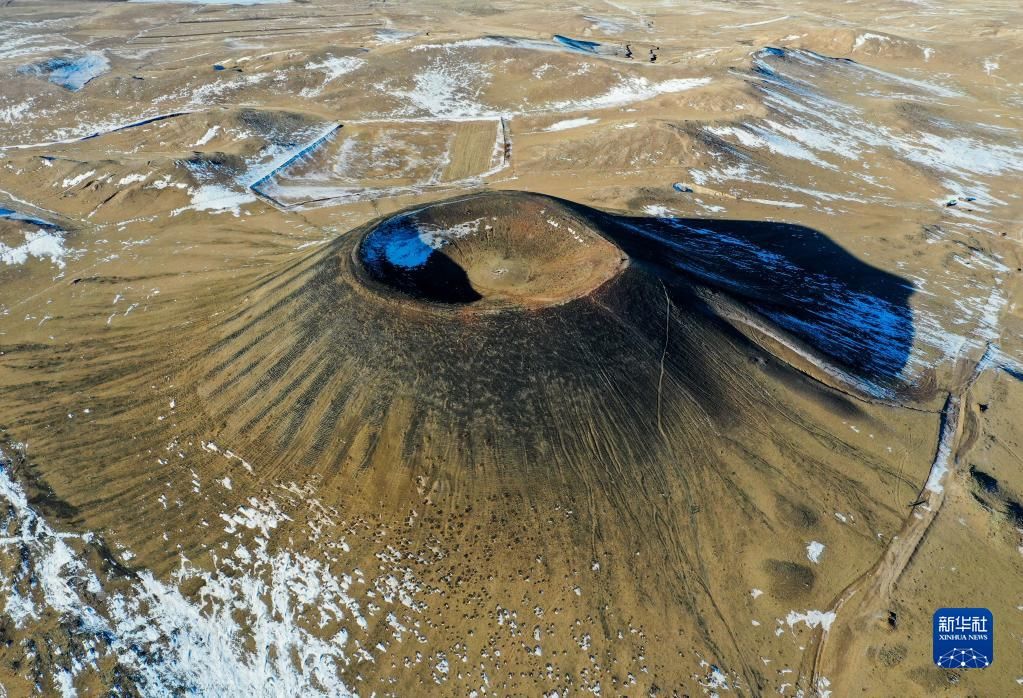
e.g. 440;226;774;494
804;346;996;694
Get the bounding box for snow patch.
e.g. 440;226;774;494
546;117;599;132
194;125;220;147
20;52;109;91
175;185;257;217
785;609;836;632
924;396;958;494
0;229;71;268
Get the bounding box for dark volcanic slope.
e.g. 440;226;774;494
0;191;934;695
198;192;742;490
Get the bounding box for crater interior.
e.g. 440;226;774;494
357;192;629;309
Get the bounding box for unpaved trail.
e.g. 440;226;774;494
805;351;993;694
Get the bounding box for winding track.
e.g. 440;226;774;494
804;346;997;694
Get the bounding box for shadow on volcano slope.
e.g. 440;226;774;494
593;210;916;387
354;193;914;390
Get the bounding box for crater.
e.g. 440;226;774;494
355;191;629;310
